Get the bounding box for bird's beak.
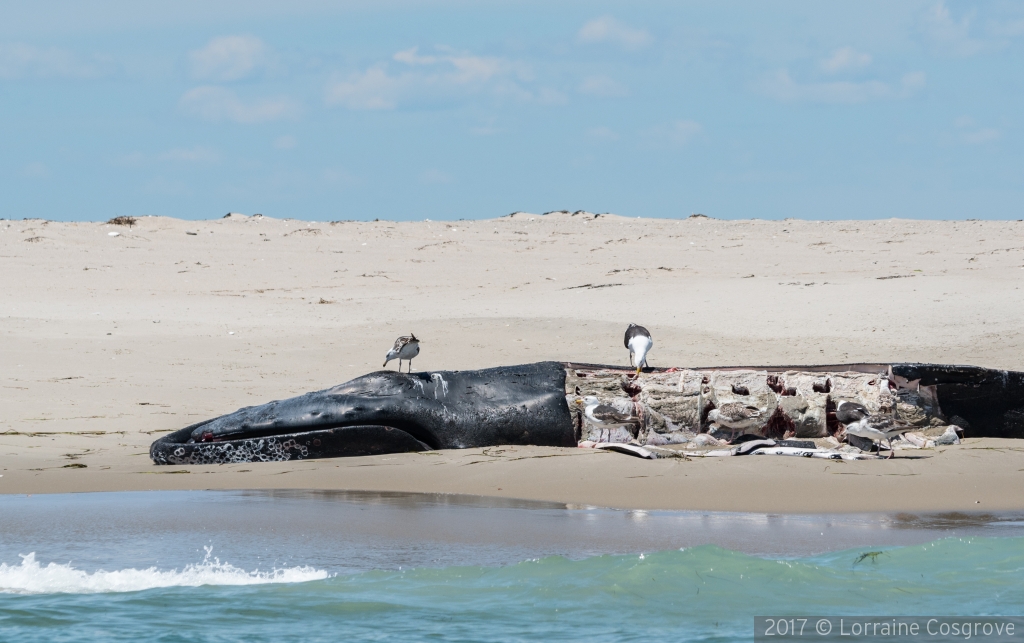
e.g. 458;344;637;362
382;362;387;367
574;398;583;405
635;366;642;375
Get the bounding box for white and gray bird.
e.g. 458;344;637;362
835;400;913;459
624;323;653;375
383;333;421;372
707;402;764;441
576;395;640;443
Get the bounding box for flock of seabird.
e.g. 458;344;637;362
384;323;913;457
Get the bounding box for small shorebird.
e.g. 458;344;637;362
707;402;763;441
624;323;653;375
577;395;639;442
835;400;913;459
383;333;420;372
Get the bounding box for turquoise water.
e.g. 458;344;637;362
2;492;1023;642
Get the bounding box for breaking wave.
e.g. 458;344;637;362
0;547;330;595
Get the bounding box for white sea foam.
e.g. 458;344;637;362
0;548;331;595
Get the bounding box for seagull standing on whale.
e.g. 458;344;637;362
383;333;420;372
707;403;763;441
835;400;914;459
576;395;640;443
624;323;653;375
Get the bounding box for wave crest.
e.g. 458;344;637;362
0;547;331;595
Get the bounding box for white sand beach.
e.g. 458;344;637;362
2;213;1023;512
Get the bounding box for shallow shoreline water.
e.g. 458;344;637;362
3;491;1023;642
4;489;1024;574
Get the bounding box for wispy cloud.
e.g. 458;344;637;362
0;43;109;79
955;116;1000;144
179;86;300;123
392;46;513;84
158;146;219;162
820;47;872;73
324;66;401;109
22;161;49;178
189;35;274;81
586;126;619;142
923;2;985;56
577;16;652;50
989;18;1024;38
274;135;297;149
643;120;702;146
760;70;925;103
324;46;543;110
578;75;627;97
962;128;1000;144
419;168;453;184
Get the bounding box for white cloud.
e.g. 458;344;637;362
189;35;272;81
393;47;512;84
419;169;453;184
643;120;702;146
955;117;1000;144
923;2;985;56
0;44;106;79
119;152;146;167
990;18;1024;38
577;16;652;50
666;120;702;144
586;126;619;141
274;135;297;149
158;146;219;163
820;47;872;73
22;162;49;178
962;128;1000;144
325;46;542;110
179;86;300;123
578;75;627;97
533;87;568;105
760;70;925;103
325;66;402;110
901;71;927;92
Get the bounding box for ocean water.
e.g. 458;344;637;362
2;491;1023;642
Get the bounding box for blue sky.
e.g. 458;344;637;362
1;1;1022;221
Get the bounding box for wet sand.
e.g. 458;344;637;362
6;490;1024;572
2;213;1023;512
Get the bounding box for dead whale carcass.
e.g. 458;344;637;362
150;361;1024;464
150;362;576;465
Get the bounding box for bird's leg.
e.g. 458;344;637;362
887;438;895;459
